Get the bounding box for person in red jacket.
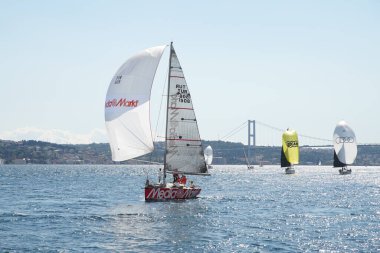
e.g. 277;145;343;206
179;175;187;185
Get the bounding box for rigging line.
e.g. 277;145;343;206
220;121;247;140
149;63;169;164
116;114;153;152
153;66;169;143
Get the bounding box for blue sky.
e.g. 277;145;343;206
0;0;379;145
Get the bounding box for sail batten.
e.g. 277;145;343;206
166;138;201;141
164;45;207;175
168;107;194;110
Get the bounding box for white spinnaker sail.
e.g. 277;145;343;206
165;45;207;174
333;120;357;165
105;45;166;161
204;145;213;165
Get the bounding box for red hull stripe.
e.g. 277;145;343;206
168;107;194;110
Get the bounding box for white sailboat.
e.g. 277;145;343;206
204;145;213;169
105;43;209;201
243;147;254;170
333;120;357;175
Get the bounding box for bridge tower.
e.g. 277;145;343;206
248;120;256;164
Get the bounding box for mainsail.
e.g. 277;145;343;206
105;45;166;161
333;120;357;167
280;129;299;167
164;44;208;175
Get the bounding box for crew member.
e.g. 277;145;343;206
180;175;187;185
173;172;179;183
158;168;162;183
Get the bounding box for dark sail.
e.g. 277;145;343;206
333;150;346;167
281;146;291;168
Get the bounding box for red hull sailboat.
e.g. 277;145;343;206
105;43;209;201
145;186;201;201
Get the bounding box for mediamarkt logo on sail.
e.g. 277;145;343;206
105;98;139;108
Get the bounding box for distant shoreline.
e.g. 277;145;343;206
1;140;379;166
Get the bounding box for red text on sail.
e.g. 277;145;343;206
105;98;139;108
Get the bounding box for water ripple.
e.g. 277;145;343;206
0;165;379;252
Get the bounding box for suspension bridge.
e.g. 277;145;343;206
219;119;377;152
220;120;333;147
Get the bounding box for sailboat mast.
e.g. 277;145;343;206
163;42;173;184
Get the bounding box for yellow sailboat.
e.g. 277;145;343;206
281;129;299;174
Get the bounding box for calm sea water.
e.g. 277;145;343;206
0;165;379;252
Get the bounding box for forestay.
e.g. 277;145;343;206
165;45;207;174
333;120;357;166
105;46;166;161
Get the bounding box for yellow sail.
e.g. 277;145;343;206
281;129;299;165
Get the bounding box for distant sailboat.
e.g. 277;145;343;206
333;120;357;175
105;43;209;201
243;146;254;170
204;145;213;169
281;129;299;174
